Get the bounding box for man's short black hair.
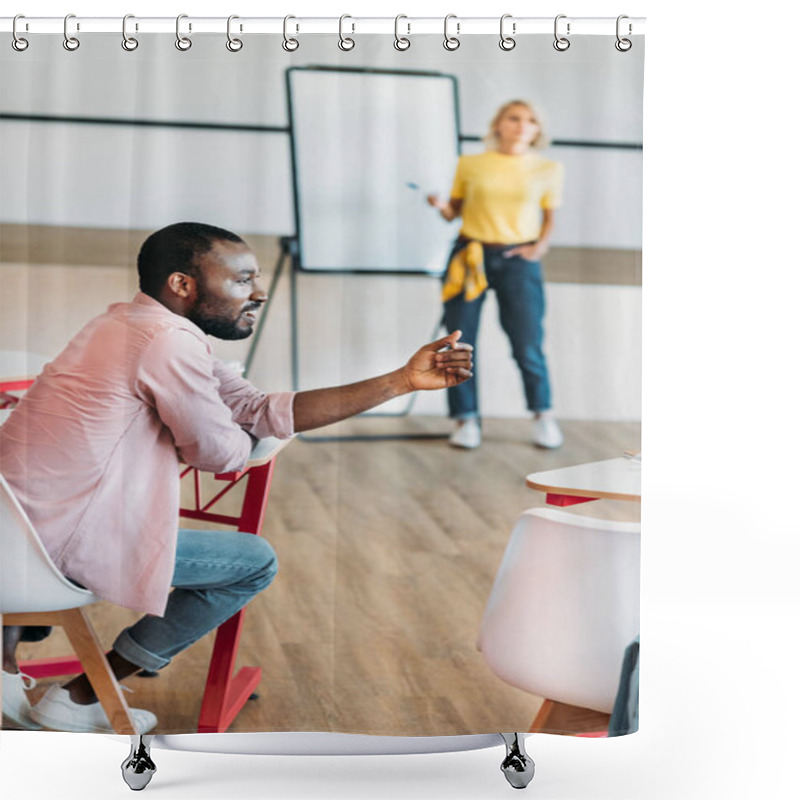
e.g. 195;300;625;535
137;222;245;297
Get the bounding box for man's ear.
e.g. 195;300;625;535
166;272;195;300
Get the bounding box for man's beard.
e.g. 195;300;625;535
188;290;256;341
191;312;253;340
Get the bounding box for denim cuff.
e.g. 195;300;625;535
452;412;480;422
112;629;172;672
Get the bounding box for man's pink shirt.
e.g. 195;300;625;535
0;293;294;616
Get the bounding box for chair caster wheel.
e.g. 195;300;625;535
121;736;156;791
500;733;535;789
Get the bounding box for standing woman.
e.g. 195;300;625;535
428;100;564;449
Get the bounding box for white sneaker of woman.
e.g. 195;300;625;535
532;413;564;449
449;418;481;449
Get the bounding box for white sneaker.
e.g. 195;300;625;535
532;414;564;449
449;419;481;449
2;669;42;730
29;684;157;733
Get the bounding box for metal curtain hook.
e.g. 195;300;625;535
553;14;570;51
394;14;410;51
443;14;460;51
338;14;355;51
282;15;299;51
615;14;632;51
12;14;29;51
175;14;192;51
122;14;139;51
63;13;80;51
226;15;243;51
499;14;515;51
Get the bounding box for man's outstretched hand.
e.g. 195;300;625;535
292;331;473;433
402;330;474;392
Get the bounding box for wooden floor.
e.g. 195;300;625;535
11;416;640;736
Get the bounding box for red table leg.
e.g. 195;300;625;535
546;493;597;507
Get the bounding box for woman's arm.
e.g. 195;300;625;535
427;195;463;222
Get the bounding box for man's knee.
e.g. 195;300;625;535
245;536;279;590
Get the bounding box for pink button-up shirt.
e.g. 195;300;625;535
0;293;294;616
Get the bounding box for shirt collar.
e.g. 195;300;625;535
130;291;208;339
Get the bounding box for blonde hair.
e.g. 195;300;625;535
484;100;549;151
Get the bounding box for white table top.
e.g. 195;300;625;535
526;456;641;502
247;435;294;467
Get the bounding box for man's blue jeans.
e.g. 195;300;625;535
112;530;278;671
443;242;552;420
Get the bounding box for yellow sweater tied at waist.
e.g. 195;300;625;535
441;241;488;303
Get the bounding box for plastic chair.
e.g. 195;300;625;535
0;474;138;733
477;507;640;733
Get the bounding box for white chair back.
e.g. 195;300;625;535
0;474;97;613
478;507;640;714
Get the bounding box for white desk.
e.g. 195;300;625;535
526;457;641;506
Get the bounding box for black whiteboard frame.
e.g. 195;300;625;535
285;65;462;276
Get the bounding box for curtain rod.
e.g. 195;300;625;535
1;16;645;37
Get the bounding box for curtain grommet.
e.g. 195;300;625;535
226;15;243;52
12;15;29;51
553;15;571;51
175;14;192;51
338;14;355;51
63;14;80;51
615;15;632;51
282;15;299;52
394;15;411;51
499;14;516;51
121;14;139;51
443;14;460;51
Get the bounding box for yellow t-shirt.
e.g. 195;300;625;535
450;151;564;244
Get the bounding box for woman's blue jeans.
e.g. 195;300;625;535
443;242;552;420
112;530;278;671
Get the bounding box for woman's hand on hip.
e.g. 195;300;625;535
504;242;548;262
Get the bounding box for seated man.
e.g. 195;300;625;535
1;222;473;733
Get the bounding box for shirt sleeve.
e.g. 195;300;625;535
213;359;295;440
540;161;564;209
135;328;254;474
449;156;467;200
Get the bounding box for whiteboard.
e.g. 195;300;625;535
287;67;460;273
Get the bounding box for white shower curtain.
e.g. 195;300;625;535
1;22;643;740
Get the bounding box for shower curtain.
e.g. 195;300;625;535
1;23;643;740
